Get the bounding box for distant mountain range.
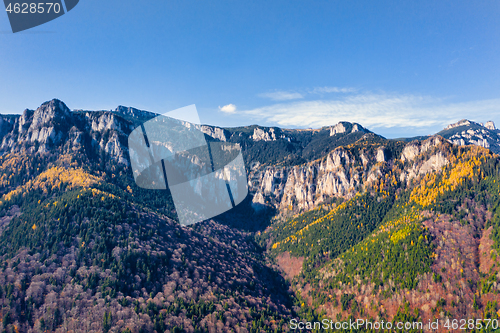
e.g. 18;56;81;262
0;99;499;332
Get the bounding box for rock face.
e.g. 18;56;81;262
401;151;449;183
249;136;450;213
248;147;358;211
30;99;70;129
1;100;497;215
0;99;132;165
200;125;228;142
88;112;121;132
445;119;471;130
401;137;444;162
19;99;71;146
485;121;496;130
329;122;368;136
2;100;73;153
438;119;500;154
112;105;158;122
251;127;289;142
329;123;347;136
376;147;386;163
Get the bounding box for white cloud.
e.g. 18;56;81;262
219;104;237;114
258;87;356;101
243;93;500;132
311;86;357;94
258;91;304;101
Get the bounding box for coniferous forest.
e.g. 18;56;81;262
0;99;498;332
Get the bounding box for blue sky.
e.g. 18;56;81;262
0;0;499;138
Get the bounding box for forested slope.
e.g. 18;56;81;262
0;99;499;333
262;141;500;332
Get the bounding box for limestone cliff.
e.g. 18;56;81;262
0;99;131;165
249;136;451;214
438;119;500;153
0;101;496;217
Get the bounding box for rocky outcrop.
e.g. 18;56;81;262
329;122;367;136
246;127;291;142
250;136;452;213
113;105;157;122
2;100;497;214
401;137;444;162
400;137;449;182
329;123;347;136
439;120;500;154
249;147;375;211
351;124;363;133
447;133;493;150
401;144;420;162
18;109;34;134
88;112;121;132
200;126;228;142
0;99;132;165
250;127;277;141
252;127;275;141
376;147;386;163
250;147;364;212
445;119;471;130
1;100;73;152
401;152;449;183
30;99;71;129
0;116;17;146
102;131;128;165
418;152;448;174
22;100;71;146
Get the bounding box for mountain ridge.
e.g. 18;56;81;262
0;99;499;332
2;99;497;154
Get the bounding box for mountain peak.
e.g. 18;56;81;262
444;119;473;130
485;121;496;130
444;119;497;132
329;121;368;136
30;99;71;128
438;118;500;153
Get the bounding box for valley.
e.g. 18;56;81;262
0;99;498;332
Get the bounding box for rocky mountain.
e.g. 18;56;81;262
260;138;500;330
249;134;398;213
112;106;158;124
0;100;295;333
0;99;499;332
246;119;500;216
0;100;377;213
437;119;500;153
0;100;134;166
